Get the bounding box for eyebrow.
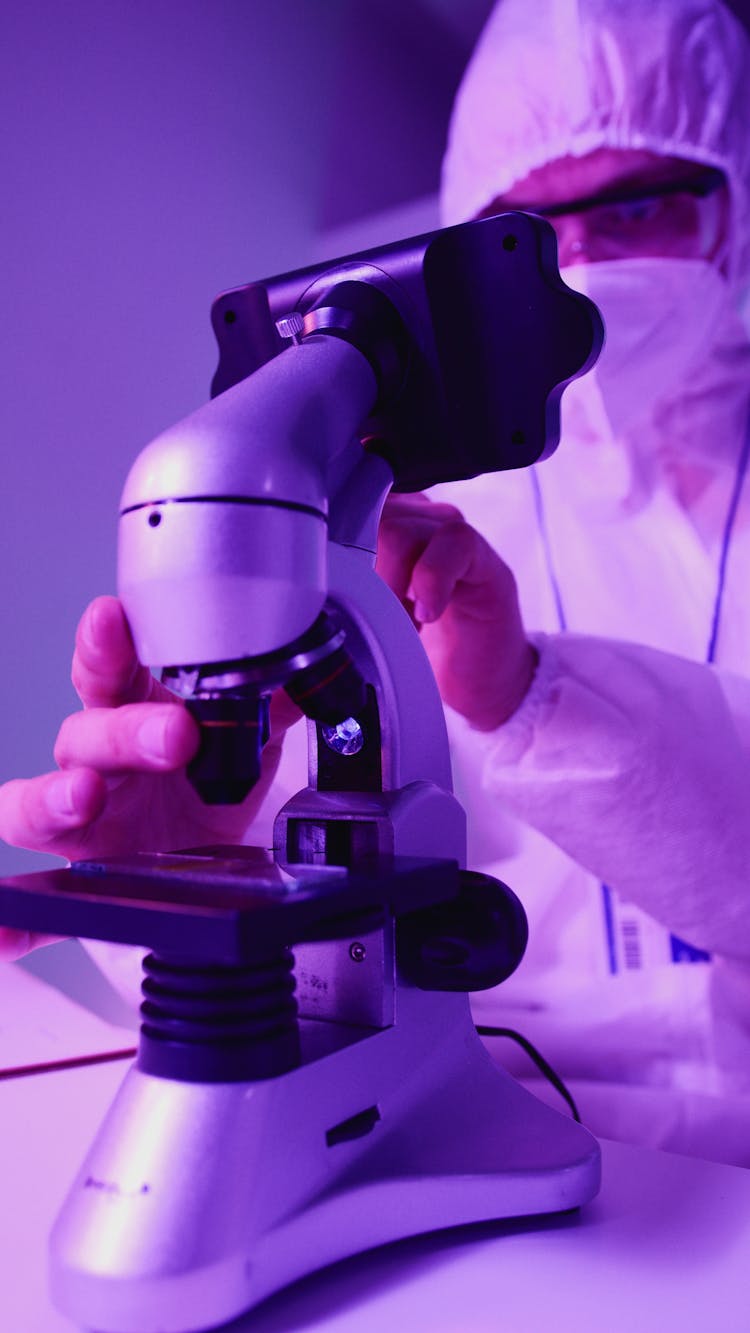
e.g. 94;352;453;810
481;166;725;220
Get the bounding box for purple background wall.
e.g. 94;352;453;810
0;0;492;881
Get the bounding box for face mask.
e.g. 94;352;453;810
560;258;732;441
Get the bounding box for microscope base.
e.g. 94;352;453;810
50;992;599;1333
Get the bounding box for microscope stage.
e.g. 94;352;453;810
0;848;459;963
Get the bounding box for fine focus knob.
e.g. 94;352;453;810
275;311;305;344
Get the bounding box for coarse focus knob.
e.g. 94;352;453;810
275;311;305;344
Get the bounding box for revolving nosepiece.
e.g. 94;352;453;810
164;612;369;806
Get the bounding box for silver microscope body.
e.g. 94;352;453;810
0;213;603;1331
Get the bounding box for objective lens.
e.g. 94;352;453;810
185;693;271;805
284;618;368;724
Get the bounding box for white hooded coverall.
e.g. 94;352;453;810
434;0;750;1165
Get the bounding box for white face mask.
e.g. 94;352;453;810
561;258;733;441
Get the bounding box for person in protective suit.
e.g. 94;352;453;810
380;0;750;1163
1;0;749;1164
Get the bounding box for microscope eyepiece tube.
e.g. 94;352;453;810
301;279;409;408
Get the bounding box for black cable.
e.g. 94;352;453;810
476;1024;582;1124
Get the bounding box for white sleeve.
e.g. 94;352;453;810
472;633;750;962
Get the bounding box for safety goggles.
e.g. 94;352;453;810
519;166;727;262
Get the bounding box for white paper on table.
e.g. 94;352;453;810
0;962;136;1078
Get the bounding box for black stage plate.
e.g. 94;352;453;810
0;847;459;963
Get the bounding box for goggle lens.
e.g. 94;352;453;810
525;168;727;261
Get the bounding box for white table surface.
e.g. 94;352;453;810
1;1056;749;1333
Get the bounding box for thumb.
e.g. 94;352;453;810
72;596;174;708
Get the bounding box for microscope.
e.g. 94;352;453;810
0;211;603;1331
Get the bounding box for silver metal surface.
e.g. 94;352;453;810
162;627;347;694
275;311;305;344
50;990;600;1333
118;337;377;666
119;500;327;665
50;307;601;1332
294;922;393;1027
327;540;457;794
119;337;377;513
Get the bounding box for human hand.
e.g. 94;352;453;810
0;596;300;959
376;493;537;731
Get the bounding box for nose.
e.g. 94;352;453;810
552;214;593;267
